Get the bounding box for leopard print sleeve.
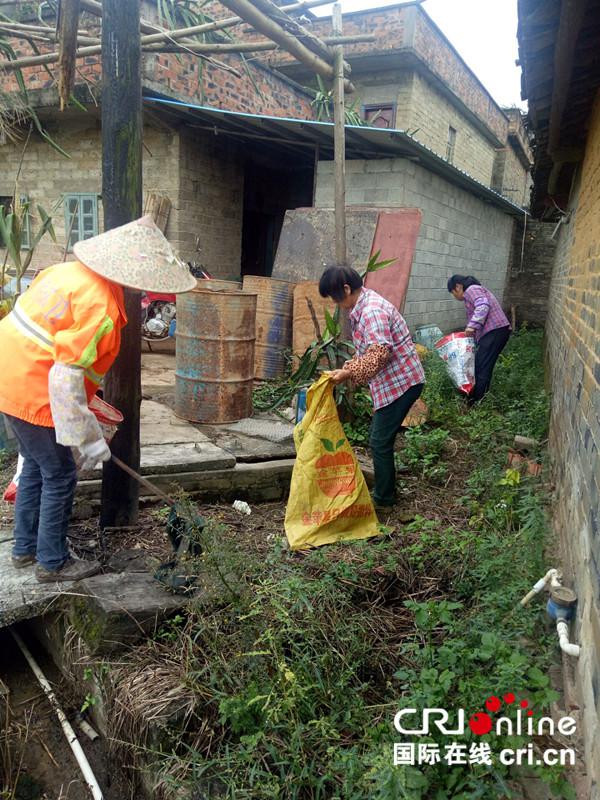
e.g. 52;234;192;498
344;343;392;384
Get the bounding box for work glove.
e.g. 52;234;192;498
72;439;111;472
48;363;110;470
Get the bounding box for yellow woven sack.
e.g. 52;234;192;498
285;374;380;550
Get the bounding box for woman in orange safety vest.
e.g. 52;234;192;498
0;215;196;583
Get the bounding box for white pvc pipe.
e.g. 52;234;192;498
556;620;581;658
520;568;560;606
10;629;104;800
78;716;100;741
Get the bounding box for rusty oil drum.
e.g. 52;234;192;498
242;275;295;380
198;278;242;292
175;287;257;423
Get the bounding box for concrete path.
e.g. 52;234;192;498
77;352;296;485
140;351;297;462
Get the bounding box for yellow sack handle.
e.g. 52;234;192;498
284;373;380;550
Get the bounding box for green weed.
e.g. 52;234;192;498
127;332;573;799
397;426;450;482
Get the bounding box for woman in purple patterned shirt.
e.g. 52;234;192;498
447;275;511;404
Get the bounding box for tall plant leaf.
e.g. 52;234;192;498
365;249;397;275
0;209;20;268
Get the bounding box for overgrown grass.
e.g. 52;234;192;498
111;331;573;799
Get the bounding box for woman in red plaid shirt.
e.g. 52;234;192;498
319;265;425;515
447;275;511;404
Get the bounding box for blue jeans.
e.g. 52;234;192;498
5;415;78;571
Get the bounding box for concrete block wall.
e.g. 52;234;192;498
503;219;556;326
0;118;103;270
314;158;513;333
497;145;531;208
0;121;180;272
545;90;600;796
175;130;243;279
406;72;497;186
347;69;413;127
349;69;496;187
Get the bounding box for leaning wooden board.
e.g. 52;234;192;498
364;209;422;312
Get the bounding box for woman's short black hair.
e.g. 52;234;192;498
318;265;363;301
447;274;481;293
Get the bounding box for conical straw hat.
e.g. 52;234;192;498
73;215;197;293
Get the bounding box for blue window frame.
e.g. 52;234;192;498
64;193;99;250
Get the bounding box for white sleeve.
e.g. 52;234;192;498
48;362;105;449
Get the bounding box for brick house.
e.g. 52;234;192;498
272;3;532;206
518;0;600;793
0;2;530;332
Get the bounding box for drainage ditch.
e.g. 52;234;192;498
0;626;130;800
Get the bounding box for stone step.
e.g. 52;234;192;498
77;459;297;502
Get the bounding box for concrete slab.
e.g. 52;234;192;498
190;428;280;461
0;538;68;629
71;571;185;653
198;415;296;461
141;351;176;393
78;459;296;503
140;399;212;445
272;207;379;282
79;398;237;479
222;417;294;443
140;442;235;473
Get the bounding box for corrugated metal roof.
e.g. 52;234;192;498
144;95;526;218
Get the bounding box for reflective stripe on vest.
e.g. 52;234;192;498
8;303;54;353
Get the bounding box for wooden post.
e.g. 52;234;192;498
332;3;346;265
100;0;143;528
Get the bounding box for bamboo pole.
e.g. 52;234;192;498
332;3;346;264
0;22;100;47
142;34;375;55
0;38;240;78
0;3;351;74
0;34;373;67
219;0;353;90
0;21;90;36
251;0;334;61
0;27;99;46
57;0;81;110
79;0;335;39
0;43;102;70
